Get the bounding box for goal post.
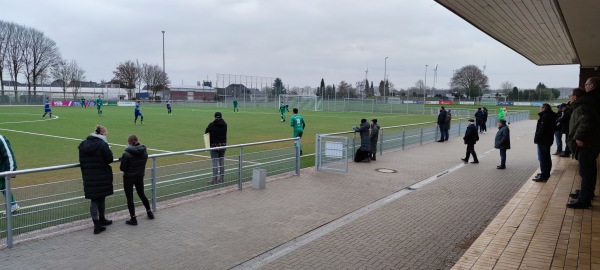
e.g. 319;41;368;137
278;95;323;111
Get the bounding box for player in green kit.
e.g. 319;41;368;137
290;108;305;155
279;101;287;122
81;97;86;108
96;95;103;116
233;98;238;113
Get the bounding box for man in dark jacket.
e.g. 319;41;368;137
533;103;558;182
494;119;510;169
482;107;489;133
461;119;479;164
78;125;114;234
353;119;371;162
474;108;484;133
205;112;227;184
120;135;153;226
437;106;448;142
558;103;572;157
553;104;567;155
566;88;600;209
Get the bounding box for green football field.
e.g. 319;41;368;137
0;103;437;175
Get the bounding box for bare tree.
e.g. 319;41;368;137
450;65;489;99
113;60;140;99
6;24;25;98
68;61;86;99
500;81;514;96
51;59;72;99
0;21;17;97
23;28;60;96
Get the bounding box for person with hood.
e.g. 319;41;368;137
494;119;510;169
78;125;114;234
205;112;227;184
119;135;154;225
474;108;484;133
369;119;380;161
532;103;558;182
461;119;479;164
436;106;448;142
566;88;600;209
353;118;371;162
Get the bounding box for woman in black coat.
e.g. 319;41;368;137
353;119;371;162
120;135;153;226
78;125;114;234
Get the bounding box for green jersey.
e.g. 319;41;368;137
290;114;305;131
279;104;286;113
233;100;238;107
96;98;103;108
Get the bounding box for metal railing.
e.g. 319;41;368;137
0;137;301;248
315;111;530;171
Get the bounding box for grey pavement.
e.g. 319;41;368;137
0;120;542;270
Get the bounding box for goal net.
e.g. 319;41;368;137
278;95;323;111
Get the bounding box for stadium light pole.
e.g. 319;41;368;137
384;57;388;97
424;65;428;101
161;31;165;74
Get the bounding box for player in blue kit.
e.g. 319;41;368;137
134;101;144;125
166;99;172;115
42;97;52;118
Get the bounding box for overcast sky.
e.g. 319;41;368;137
3;0;579;90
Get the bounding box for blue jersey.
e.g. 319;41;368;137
135;103;140;111
44;100;51;111
166;100;171;108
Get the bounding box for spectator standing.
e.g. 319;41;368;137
445;110;452;140
461;119;479;164
532;104;557;182
0;134;20;213
474;108;484;133
205;112;227;184
353;119;371;162
566;88;600;209
494;119;510;169
78;125;114;234
559;102;572;157
482;107;489;133
437;106;448;142
119;135;154;225
553;104;567;155
369;119;380;161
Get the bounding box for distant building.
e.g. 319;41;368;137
170;85;217;101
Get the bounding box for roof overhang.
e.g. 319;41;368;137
435;0;600;68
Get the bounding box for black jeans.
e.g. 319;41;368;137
576;146;600;203
465;143;478;162
90;197;106;221
499;149;507;167
537;144;552;179
124;179;151;217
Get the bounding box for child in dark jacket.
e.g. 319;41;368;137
120;135;154;225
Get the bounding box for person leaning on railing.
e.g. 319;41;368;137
0;134;20;213
78;125;114;234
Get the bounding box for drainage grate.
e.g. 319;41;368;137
376;168;397;173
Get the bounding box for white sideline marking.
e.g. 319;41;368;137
231;149;493;270
0;113;58;124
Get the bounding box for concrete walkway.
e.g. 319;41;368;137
0;119;587;269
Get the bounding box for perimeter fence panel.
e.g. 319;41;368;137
0;137;300;249
315;135;348;173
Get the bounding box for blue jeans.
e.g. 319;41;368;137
439;124;448;141
210;150;226;183
537;144;552;179
499;149;506;167
554;130;562;153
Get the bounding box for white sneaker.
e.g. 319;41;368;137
11;203;20;214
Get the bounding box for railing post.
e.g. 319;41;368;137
238;146;243;190
295;138;301;175
151;157;157;211
315;134;320;171
4;176;13;248
420;124;424;145
379;128;383;155
402;127;406;150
